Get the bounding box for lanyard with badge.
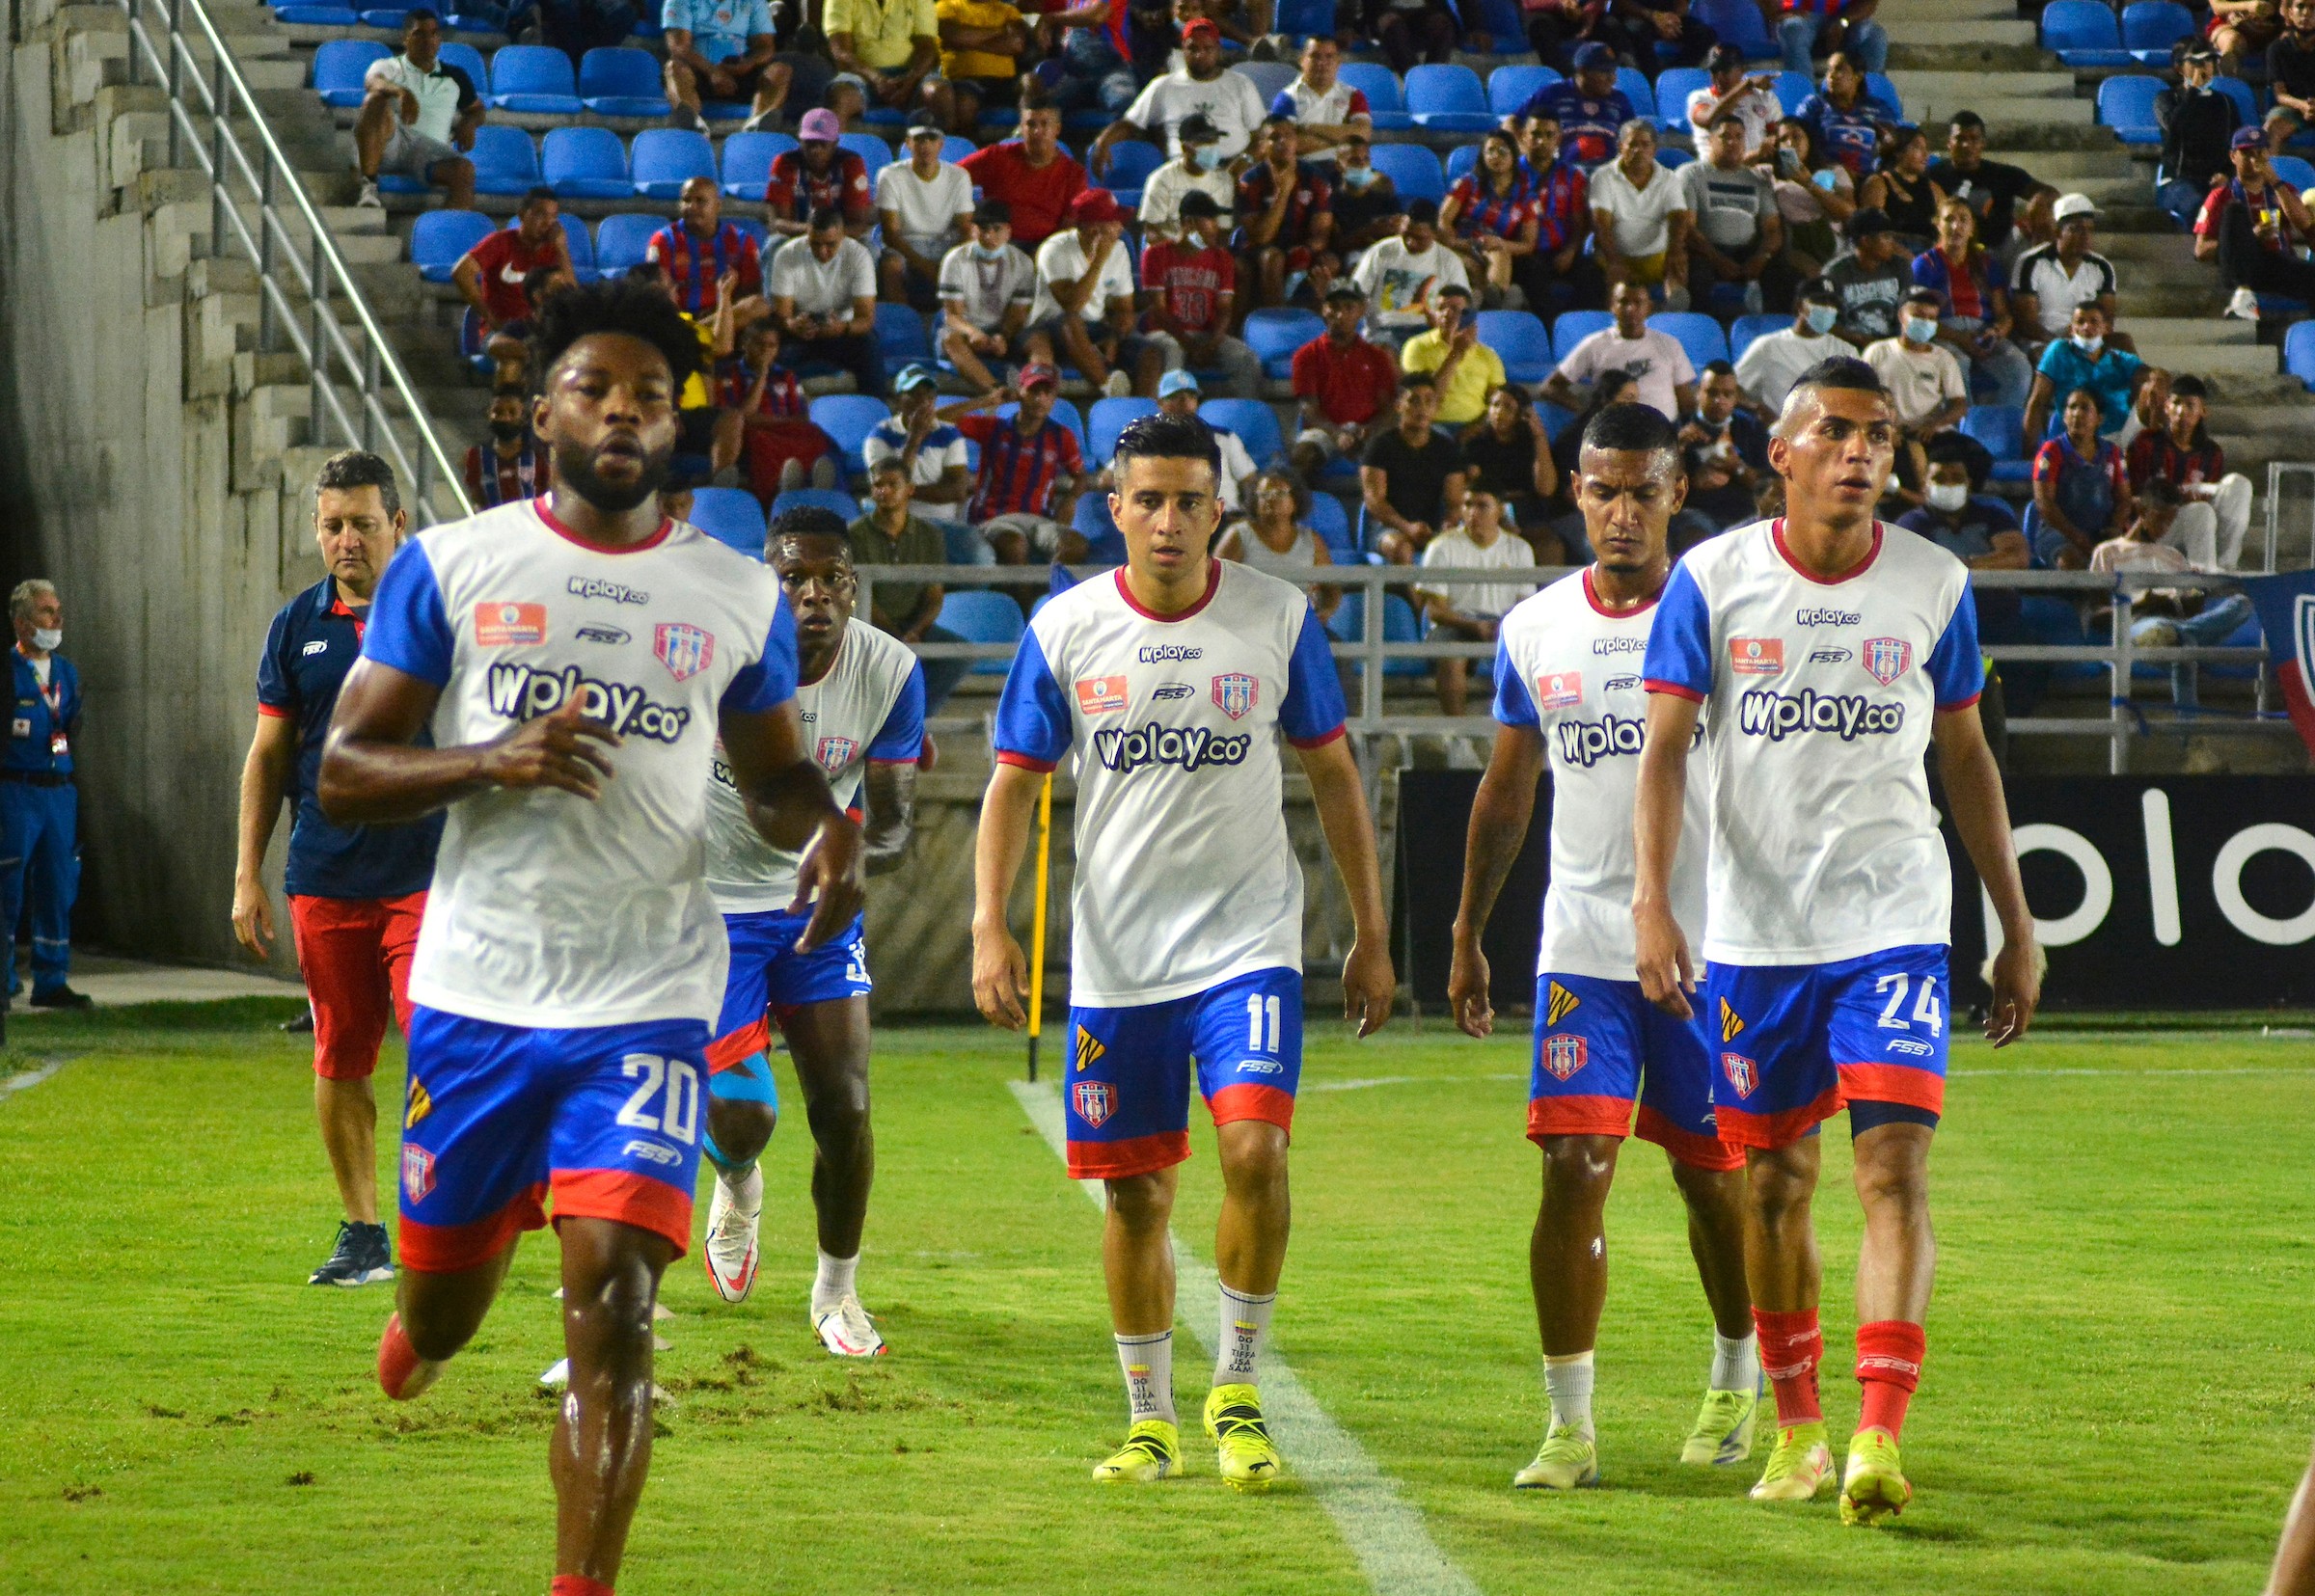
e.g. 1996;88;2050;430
15;648;62;759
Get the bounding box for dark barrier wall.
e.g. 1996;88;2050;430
1400;772;2315;1011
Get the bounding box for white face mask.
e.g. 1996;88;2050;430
1187;145;1216;172
1903;316;1939;344
29;627;61;652
1805;304;1838;336
1925;482;1969;512
2072;333;2105;356
1343;164;1375;188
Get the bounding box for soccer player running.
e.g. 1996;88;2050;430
972;411;1396;1491
233;449;443;1288
1632;356;2040;1527
696;506;923;1358
1447;403;1759;1492
318;280;863;1596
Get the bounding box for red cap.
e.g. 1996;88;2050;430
1182;16;1219;42
1019;363;1061;391
1069;187;1125;225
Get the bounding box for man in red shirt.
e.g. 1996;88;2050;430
959;91;1088;248
1289;283;1402;479
2193;123;2315;314
449;187;573;373
1138;192;1262;395
647;176;767;330
765;107;876;238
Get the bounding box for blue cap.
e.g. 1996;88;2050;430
1572;41;1615;69
1157;368;1201;398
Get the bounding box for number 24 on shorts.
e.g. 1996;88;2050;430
1874;973;1943;1038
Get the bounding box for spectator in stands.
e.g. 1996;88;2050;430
1544;278;1698;419
1865;286;1968;504
1138;113;1237;243
1270;37;1372;169
2028;386;2134;568
2024;301;2142;446
1860;127;1946;254
353;12;477;210
2010;194;2118;354
1331;132;1406;253
1457;383;1560;552
1094;18;1267;167
2088;481;2257;691
1290;283;1402;478
1417;489;1538;715
1352;0;1480;73
1027;187;1160;396
1510;111;1604;311
865;364;975;522
1734;276;1851;415
2156;42;2244;225
1781;0;1886;75
1437;129;1539;311
1400;284;1506;429
2267;103;2305;156
1352;201;1474;349
2195;126;2315;320
1673;360;1767;542
939;364;1085;561
1900;434;2027;704
1363;373;1469;562
721;318;841;492
661;0;783;131
1138;192;1264;394
1761;115;1857;274
1516;43;1634;170
2118;364;2171;447
1028;0;1137;124
538;0;641;70
1519;0;1606;75
451;189;573;371
1822;206;1912;346
625;262;748;481
1680;116;1791;317
2128;374;2254;569
1155;371;1261;515
1217;471;1341;616
851;456;972;710
1239;120;1339;310
960;95;1089;250
1797;53;1896;184
825;0;954;134
1604;0;1717;77
877;122;975;309
939;200;1038;393
2209;0;2287;75
766;109;877;238
1590;120;1692;304
1912;197;2032;408
466;385;550;507
1685;44;1780;161
936;0;1027;131
769;204;887;396
1927;110;2050;264
647;177;768;332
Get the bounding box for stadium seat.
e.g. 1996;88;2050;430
1538;401;1577;443
1551;309;1612;361
688;487;767;555
807;393;894;477
542;126;631;198
1103;139;1166;196
1654;67;1708;128
1651;311;1729;371
438;41;490;92
1242;309;1321;381
2043;0;2134;65
1367;144;1445;205
409;209;493;282
1276;0;1334;40
630;128;716;199
1087;395;1158;465
359;7;411;28
1305;491;1352;558
720;130;797;198
1339;63;1412;130
875;302;933;375
2213;74;2261;126
840;132;894;180
1406;65;1495;132
1487;64;1559;118
1729;312;1784;362
939;589;1026;674
1696;0;1774;57
1327;590;1427;676
2123;0;2195;63
1773;69;1812;115
487;44;582;114
1656;146;1693;169
771;487;864;521
1615;67;1657;121
1444;144;1482;187
579;47;670;117
466;125;540;196
2275;154;2315;192
1069;493;1129;564
2097;75;2165;145
1865;72;1903;118
941;134;978;164
1200;398;1284;468
277;4;361;23
592;212;662;274
1232;60;1297;107
553;211;597;279
1960;403;2029;482
1476;309;1552;383
2287;323;2315;392
313;41;388;107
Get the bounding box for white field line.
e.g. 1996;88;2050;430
1008;1079;1483;1596
0;1058;66;1101
1299;1064;2315;1093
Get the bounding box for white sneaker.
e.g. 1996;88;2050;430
355;177;382;209
1103;369;1132;397
701;1166;763;1304
812;1293;887;1357
2227;285;2261;320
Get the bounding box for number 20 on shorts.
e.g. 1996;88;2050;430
615;1054;702;1143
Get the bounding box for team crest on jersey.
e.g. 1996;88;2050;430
475;601;547;647
1864;637;1912;686
401;1143;436;1204
1073;1080;1114;1128
1545;981;1582;1027
1729;637;1784;675
1074;1025;1106;1073
816;736;859;773
1537;671;1582;711
1720;997;1745;1043
1212;673;1258;720
653;622;715;682
1076;676;1129;716
1722;1053;1757;1098
1543;1034;1588;1081
403;1078;433;1130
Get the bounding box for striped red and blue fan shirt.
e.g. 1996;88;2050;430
645;221;762;316
1909;244;1989;321
1446;175;1538;243
1516;158;1592;252
959;412;1083;521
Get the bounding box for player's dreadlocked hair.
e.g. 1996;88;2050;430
525;278;705;396
1111;410;1222;479
1580;401;1679;464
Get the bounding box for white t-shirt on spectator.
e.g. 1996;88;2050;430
1863;337;1967;430
1685;83;1778;153
1124;68;1268;160
1139;161;1238;236
363;53;474;144
1271;76;1372;164
1350;237;1471;332
1208;426;1259;512
1556;327;1696;419
1031;230;1137;324
1418;527;1538;620
863;417;973;522
1733;326;1851;415
938;240;1038;330
769;234;878;317
875;159;974;258
1589;159;1690;259
2010;243;2118;338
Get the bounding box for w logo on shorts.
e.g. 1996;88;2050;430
404;1078;433;1130
1722;1052;1757;1098
1075;1025;1106;1073
1073;1080;1114;1128
1720;997;1745;1043
1545;981;1582;1027
1543;1034;1588;1081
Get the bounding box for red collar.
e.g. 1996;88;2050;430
535;495;673;554
1582;566;1663;616
1113;559;1222;623
1770;517;1883;584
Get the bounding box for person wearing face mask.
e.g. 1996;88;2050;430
1;577;86;1014
1137;113;1238;244
2022;300;2143;447
463;384;552;508
1330;131;1406;254
1731;276;1851;417
2156;41;2246;224
1864;287;1969;506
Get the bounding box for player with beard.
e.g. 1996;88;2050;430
1448;403;1759;1492
695;509;923;1358
320;279;864;1596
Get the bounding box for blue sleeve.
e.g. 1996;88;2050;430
1642;560;1713;701
660;0;694;28
1279;605;1348;746
722;589;801;714
1490;636;1537;727
362;540;453;687
60;658;82;735
1269;88;1293;117
256;606;296;713
1926;588;1984;710
744;0;774;30
991;626;1074;770
867;662;927;762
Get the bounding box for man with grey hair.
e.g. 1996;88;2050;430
2;577;87;1009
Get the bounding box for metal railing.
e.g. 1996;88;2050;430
115;0;472;524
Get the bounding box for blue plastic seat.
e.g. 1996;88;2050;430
839;132;894;180
1772;69;1812;116
1475;309;1552;383
1865;72;1903;118
579;46;669;117
592;212;663;273
2214;74;2261;126
939;589;1026;674
278;4;361;23
1087;395;1158;464
1444;144;1483;187
1327;591;1428;676
1276;0;1334;38
1233;60;1297;107
2123;0;2195;63
720;130;797;197
1103;139;1165;194
1656;146;1693;169
1242;309;1321;381
2287;323;2315;391
488;44;582;114
806;393;894;476
1199;398;1283;468
1340;63;1412;130
542;126;631;198
554;211;596;278
1551;309;1613;362
1696;0;1773;57
771;487;864;522
2274;154;2315;191
1406;64;1495;131
1071;494;1130;564
409;209;494;281
1654;67;1709;129
1961;403;2029;482
688;487;767;555
466;125;540;196
313;41;388;107
940;134;978;164
1305;493;1352;558
1729;312;1784;362
1538;401;1577;443
1615;67;1657;121
630;128;715;199
1368;144;1445;205
875;302;933;374
1651;311;1729;371
359;7;410;28
437;41;489;91
2097;74;2166;145
2042;0;2134;67
1488;64;1559;117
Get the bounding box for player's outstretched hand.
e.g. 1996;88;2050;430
1342;935;1396;1039
481;694;619;798
231;879;275;960
1634;906;1695;1020
972;922;1030;1031
1984;933;2044;1048
1447;937;1492;1039
789;814;867;953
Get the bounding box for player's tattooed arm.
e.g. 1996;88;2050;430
720;697;866;953
1449;722;1547;1040
318;661;618;824
860;759;917;877
1297;735;1397;1038
1932;704;2042;1047
1632;690;1702;1019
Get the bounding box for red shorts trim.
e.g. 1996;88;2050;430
1935;692;1982;714
1526;1094;1635;1143
1207;1082;1295;1132
398;1182;548;1273
289;890;426;1080
257;703;293;718
706;1016;772;1072
1837;1063;1946;1116
1715;1082;1845;1150
996;750;1058;771
1066;1129;1190;1180
1634;1104;1747;1171
551;1168;695;1259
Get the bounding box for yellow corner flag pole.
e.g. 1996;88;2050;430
1025;771;1055;1082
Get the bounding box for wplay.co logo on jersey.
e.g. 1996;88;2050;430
1076;676;1129;716
1729;637;1784;675
475;601;547;647
1536;670;1581;711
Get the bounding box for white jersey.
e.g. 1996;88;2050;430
1494;569;1709;981
363;499;797;1028
993;561;1346;1007
1642;518;1983;966
704;621;924;912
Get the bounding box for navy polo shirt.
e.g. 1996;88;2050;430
256;578;442;900
5;648;79;776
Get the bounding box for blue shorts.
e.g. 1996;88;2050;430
1063;967;1303;1180
707;908;872;1071
397;1007;713;1273
1702;944;1951;1149
1529;973;1744;1171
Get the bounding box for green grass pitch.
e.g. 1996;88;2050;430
3;1002;2313;1594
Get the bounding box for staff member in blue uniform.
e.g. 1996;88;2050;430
232;451;443;1289
2;580;89;1010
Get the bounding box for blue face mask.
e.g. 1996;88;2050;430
972;242;1006;260
1903;316;1940;344
2072;333;2105;356
1187;145;1216;172
1343;164;1375;188
1805;304;1838;336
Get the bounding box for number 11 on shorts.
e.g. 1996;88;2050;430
1246;992;1282;1053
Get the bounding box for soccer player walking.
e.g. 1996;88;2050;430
233;450;443;1288
1632;356;2041;1527
972;411;1396;1491
696;508;923;1358
1448;404;1759;1492
319;280;863;1596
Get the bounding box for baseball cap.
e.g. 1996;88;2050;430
907;120;944;140
1178;189;1221;218
2181;38;2218;61
2052;191;2098;220
1019;363;1061;392
1183;15;1219;41
1069;187;1125;225
1705;41;1745;71
2234;124;2271;149
1845;206;1894;240
798;107;840;142
1157;369;1201;397
894;364;939;393
1179;112;1222;145
828;72;867;95
973;198;1013;226
1572;41;1615;70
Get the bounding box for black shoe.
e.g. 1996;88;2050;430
281;1010;315;1033
29;986;93;1011
309;1221;395;1286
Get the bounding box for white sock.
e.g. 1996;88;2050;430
811;1249;858;1312
1215;1283;1276;1386
1544;1351;1596;1439
1115;1331;1177;1424
1710;1330;1760;1393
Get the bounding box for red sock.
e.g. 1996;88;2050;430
1856;1320;1926;1441
550;1578;613;1596
376;1313;419;1400
1752;1307;1824;1426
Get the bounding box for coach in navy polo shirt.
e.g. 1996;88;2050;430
233;450;443;1289
1;578;87;1010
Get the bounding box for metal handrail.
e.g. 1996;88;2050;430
114;0;472;523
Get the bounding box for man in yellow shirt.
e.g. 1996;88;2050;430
825;0;954;131
936;0;1026;132
1399;285;1505;428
